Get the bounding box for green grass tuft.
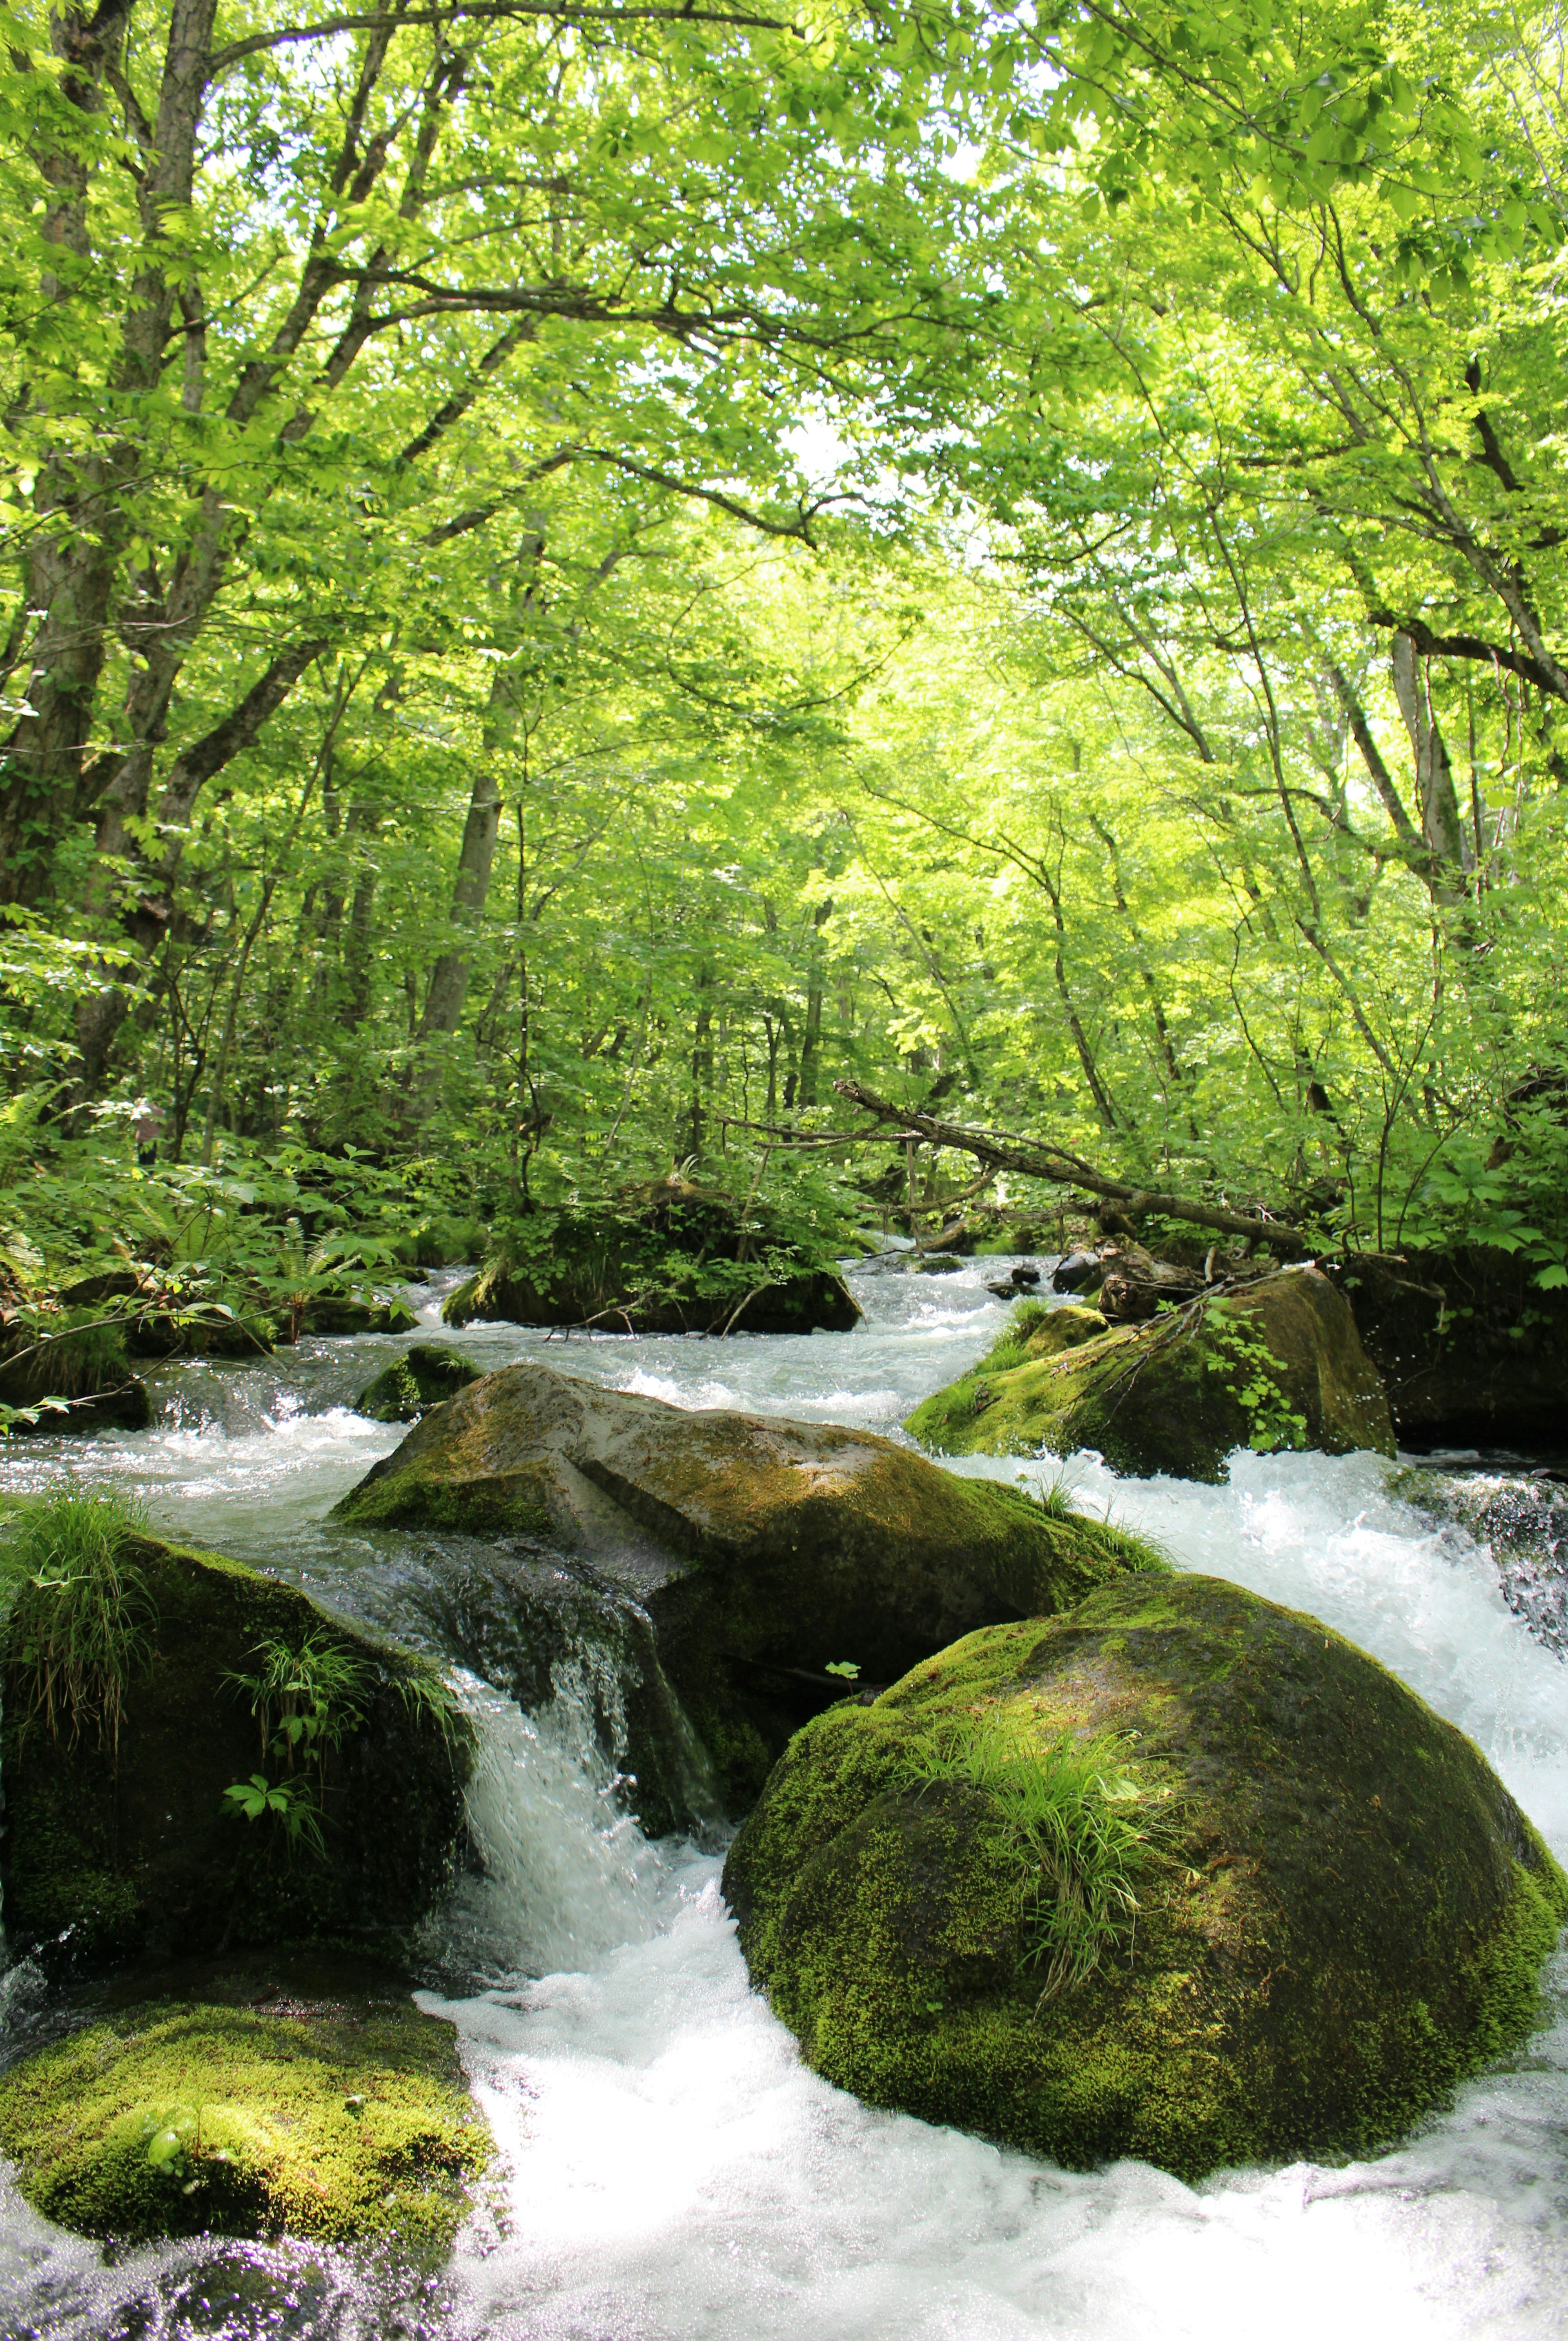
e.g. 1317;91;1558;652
2;1492;157;1763
902;1711;1160;1998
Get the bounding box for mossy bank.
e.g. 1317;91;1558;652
723;1573;1567;2179
0;1956;491;2255
905;1270;1394;1481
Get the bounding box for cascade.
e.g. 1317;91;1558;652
0;1254;1564;2341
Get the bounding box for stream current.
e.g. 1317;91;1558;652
0;1256;1566;2341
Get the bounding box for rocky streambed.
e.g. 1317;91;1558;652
0;1254;1564;2341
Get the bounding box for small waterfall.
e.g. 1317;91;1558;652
430;1665;674;1984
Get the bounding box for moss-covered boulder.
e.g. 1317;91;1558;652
440;1181;860;1336
0;1957;490;2254
298;1292;419;1338
1;1533;472;1968
722;1573;1568;2180
905;1270;1394;1481
355;1342;481;1424
0;1310;154;1434
332;1361;1167;1809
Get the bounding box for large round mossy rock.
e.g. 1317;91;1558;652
904;1269;1394;1481
332;1362;1167;1809
0;1961;490;2254
0;1534;473;1969
356;1341;481;1423
0;1309;154;1434
439;1184;861;1336
722;1573;1568;2179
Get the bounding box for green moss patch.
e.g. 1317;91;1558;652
0;1976;491;2254
906;1272;1395;1481
723;1573;1567;2179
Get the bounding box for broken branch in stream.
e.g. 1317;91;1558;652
831;1081;1308;1259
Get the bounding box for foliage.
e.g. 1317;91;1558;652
902;1713;1160;1998
0;1495;157;1763
220;1774;327;1864
1198;1301;1311;1455
1;0;1566;1301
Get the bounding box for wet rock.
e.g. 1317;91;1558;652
1;1532;472;1970
722;1573;1568;2181
441;1183;861;1337
1391;1466;1568;1656
0;1953;490;2252
356;1343;482;1425
905;1270;1394;1481
331;1363;1168;1809
376;1536;721;1837
1051;1250;1103;1295
1326;1246;1568;1452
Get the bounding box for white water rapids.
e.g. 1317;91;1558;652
0;1255;1566;2341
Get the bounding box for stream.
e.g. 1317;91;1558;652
0;1254;1566;2341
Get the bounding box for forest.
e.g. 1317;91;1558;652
4;0;1568;2323
4;0;1567;1369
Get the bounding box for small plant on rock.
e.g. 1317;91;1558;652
0;1491;157;1764
904;1712;1161;1999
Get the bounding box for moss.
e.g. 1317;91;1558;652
1;1536;474;1970
0;1982;490;2256
724;1573;1568;2179
355;1344;481;1426
906;1273;1394;1480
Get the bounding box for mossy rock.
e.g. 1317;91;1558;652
0;1960;491;2254
333;1362;1167;1810
356;1343;481;1424
723;1573;1568;2180
0;1310;154;1434
1328;1244;1568;1449
905;1270;1394;1481
298;1294;420;1338
439;1190;861;1336
1;1535;473;1969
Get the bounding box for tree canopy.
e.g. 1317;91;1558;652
5;0;1568;1304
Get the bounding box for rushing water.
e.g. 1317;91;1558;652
1;1255;1567;2341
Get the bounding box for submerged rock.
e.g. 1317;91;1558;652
332;1362;1167;1808
440;1183;860;1336
905;1270;1394;1481
1;1533;472;1969
356;1342;481;1424
722;1573;1568;2181
0;1954;490;2253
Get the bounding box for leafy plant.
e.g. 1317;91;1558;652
904;1713;1160;2000
221;1773;327;1862
1200;1300;1310;1454
393;1666;462;1746
0;1492;158;1764
224;1633;368;1789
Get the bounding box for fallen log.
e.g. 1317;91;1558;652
831;1080;1308;1260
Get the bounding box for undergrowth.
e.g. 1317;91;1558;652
903;1713;1160;1999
